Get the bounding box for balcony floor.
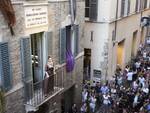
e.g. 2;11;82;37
25;87;64;112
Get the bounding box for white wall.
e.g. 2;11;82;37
97;0;111;22
84;0;150;81
108;10;150;77
84;22;109;80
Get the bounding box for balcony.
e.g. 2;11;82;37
24;69;64;112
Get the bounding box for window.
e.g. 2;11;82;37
120;0;131;17
0;42;12;91
140;0;144;10
127;0;130;15
120;0;125;17
144;0;148;9
69;0;76;21
20;32;53;101
85;0;90;18
31;33;43;83
85;0;98;21
59;25;79;64
20;32;52;83
135;0;139;12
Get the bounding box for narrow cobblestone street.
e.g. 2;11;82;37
81;43;150;113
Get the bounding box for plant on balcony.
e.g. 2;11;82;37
0;90;5;113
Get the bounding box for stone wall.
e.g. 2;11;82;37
0;0;85;113
0;3;25;113
5;88;25;113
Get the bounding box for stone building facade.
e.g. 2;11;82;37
0;0;85;113
84;0;150;82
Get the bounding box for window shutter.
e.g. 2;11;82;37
20;37;33;101
45;31;53;56
127;0;130;15
140;0;144;10
121;0;125;17
74;25;79;56
89;0;98;21
144;0;147;9
73;0;77;20
20;37;32;81
135;0;139;12
43;31;53;76
0;42;12;91
59;28;66;64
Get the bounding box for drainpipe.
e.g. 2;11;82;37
111;0;119;77
114;0;119;43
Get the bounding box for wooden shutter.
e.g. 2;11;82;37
59;28;66;64
89;0;98;21
74;25;79;56
0;42;12;91
20;37;33;101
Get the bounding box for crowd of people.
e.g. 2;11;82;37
80;44;150;113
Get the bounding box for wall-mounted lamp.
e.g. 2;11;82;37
141;16;150;27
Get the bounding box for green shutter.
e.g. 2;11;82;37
59;28;66;64
0;42;12;91
74;25;79;56
20;37;32;81
43;31;53;76
45;31;53;56
89;0;98;21
20;37;33;101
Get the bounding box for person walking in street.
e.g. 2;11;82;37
89;94;97;113
80;103;87;113
72;104;78;113
102;93;111;113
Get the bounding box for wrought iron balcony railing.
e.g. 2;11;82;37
24;69;64;112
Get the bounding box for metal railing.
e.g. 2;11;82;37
24;69;64;107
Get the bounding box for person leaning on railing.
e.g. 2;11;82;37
43;56;55;96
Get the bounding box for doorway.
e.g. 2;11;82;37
31;33;43;83
61;86;75;113
131;31;137;57
140;27;145;44
83;48;91;80
117;40;125;67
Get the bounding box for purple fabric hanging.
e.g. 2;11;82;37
66;48;75;72
66;25;75;72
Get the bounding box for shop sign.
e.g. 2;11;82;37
25;6;48;28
